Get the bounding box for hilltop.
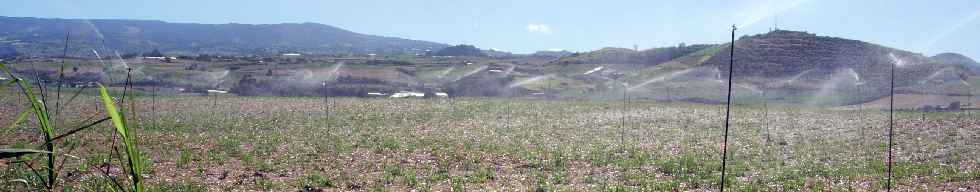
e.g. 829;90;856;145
529;30;978;105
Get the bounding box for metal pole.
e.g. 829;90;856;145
763;87;770;144
621;85;627;151
55;32;69;122
886;52;896;192
719;25;736;191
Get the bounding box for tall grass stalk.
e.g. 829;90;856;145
98;84;144;192
1;64;57;190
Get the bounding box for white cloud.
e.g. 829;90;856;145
526;24;552;34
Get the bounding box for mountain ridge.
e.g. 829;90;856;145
0;16;449;57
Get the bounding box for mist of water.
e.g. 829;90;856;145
112;51;130;69
810;68;863;105
296;69;315;81
82;19;106;40
325;63;344;81
782;69;815;85
920;67;950;84
208;70;230;87
925;8;980;50
452;65;488;82
735;83;763;94
628;67;719;90
503;65;516;76
844;68;862;84
437;66;456;79
889;53;908;67
92;49;113;83
509;74;554;88
584;66;604;75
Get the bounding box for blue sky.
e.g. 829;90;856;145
3;0;979;59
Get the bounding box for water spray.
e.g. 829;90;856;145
719;25;736;191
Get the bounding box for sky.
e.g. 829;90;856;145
3;0;979;59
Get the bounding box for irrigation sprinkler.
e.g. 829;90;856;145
208;89;227;108
322;81;331;133
762;87;771;144
121;68;133;108
151;80;157;116
620;84;628;152
719;24;736;191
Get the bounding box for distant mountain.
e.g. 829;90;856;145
931;52;980;73
552;44;714;65
530;50;573;58
0;16;449;57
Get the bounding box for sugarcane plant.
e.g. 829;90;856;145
1;63;145;192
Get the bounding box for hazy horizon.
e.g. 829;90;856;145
3;0;979;59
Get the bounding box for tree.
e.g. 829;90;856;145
433;44;487;57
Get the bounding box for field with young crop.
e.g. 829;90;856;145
2;88;979;191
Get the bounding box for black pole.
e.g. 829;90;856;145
719;25;736;191
151;81;157;116
213;90;218;107
121;68;132;108
763;87;770;144
886;53;896;191
621;85;627;151
55;32;69;122
323;81;330;132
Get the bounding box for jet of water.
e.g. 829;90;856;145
112;51;130;69
209;70;230;87
925;8;980;50
509;74;555;88
841;68;863;86
452;65;488;82
920;67;951;84
809;68;863;106
782;69;815;85
92;49;114;83
628;67;716;90
889;53;907;67
735;83;763;94
325;63;344;81
436;66;456;79
584;66;605;75
503;65;516;76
